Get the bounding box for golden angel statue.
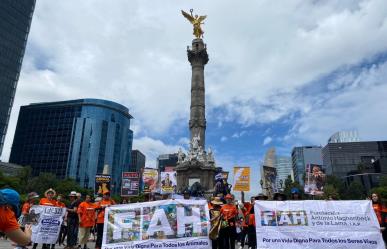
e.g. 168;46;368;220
181;9;207;38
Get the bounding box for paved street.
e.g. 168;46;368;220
0;239;95;249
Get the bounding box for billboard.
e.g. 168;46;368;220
142;168;159;193
95;174;111;195
262;166;277;195
121;172;140;197
304;164;326;195
160;171;177;194
233;167;250;191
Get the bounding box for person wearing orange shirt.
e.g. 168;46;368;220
78;195;96;249
55;194;67;247
371;193;386;243
247;207;256;249
0;188;32;247
95;191;115;249
39;188;58;207
219;194;238;249
33;188;59;249
20;192;39;229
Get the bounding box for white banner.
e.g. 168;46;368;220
30;205;66;244
102;199;211;249
255;200;384;249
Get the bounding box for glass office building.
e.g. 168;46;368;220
323;141;387;178
157;153;178;172
130;150;146;173
10;99;133;193
0;0;36;156
275;156;293;188
291;146;323;185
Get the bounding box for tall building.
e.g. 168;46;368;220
0;0;36;156
323;141;387;178
275;156;293;189
157;153;179;172
291;146;323;185
328;131;360;144
130;150;146;173
263;148;276;168
9;99;133;193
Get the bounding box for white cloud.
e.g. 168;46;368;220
231;130;247;138
220;136;228;142
132;137;181;167
2;0;387;163
263;136;273;146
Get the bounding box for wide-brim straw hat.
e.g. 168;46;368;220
254;193;268;200
68;191;77;197
211;197;223;205
44;188;56;197
273;192;287;200
27;192;39;200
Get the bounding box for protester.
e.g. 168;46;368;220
209;197;223;249
66;191;80;249
183;189;190;200
77;195;96;249
247;206;256;249
33;188;58;249
290;188;302;200
273;192;287;201
56;195;67;247
39;189;58;206
219;194;238;249
95;191;115;249
0;188;32;247
20;192;39;229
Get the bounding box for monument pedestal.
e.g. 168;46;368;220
176;158;216;193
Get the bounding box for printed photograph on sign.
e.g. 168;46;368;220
95;174;111;195
304;164;326;196
161;171;177;193
142;168;159;193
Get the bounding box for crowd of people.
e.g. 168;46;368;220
1;186;386;249
207;188;302;249
0;188;115;249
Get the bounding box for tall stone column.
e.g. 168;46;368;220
188;38;208;149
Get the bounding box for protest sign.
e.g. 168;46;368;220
30;205;66;244
233;167;250;191
304;164;326;196
161;171;177;193
255;200;384;249
142;168;159;193
95;174;111;195
262;166;277;194
102;199;210;249
121;172;140;197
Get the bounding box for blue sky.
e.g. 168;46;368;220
2;0;387;198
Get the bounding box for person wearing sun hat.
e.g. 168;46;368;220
20;192;39;226
209;197;223;248
66;191;81;249
219;194;238;249
33;189;59;249
39;188;58;206
273;191;287;201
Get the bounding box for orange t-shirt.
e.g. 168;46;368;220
56;201;66;208
248;214;256;226
96;199;115;224
40;198;58;206
78;202;96;227
373;203;383;224
220;204;238;225
0;206;20;232
22;202;31;215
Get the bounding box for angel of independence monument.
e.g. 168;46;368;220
176;9;217;193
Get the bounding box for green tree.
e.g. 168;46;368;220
322;184;340;200
27;173;58;195
344;181;366;200
282;175;304;199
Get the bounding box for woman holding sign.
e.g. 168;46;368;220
77;195;96;249
219;194;238;249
